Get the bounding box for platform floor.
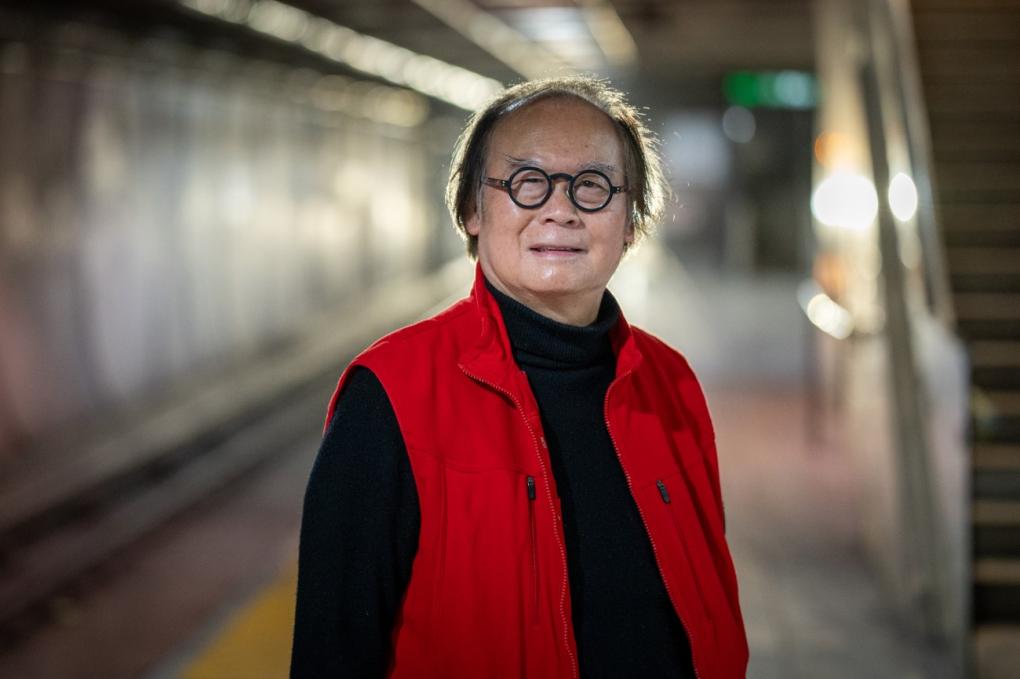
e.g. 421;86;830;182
148;389;943;679
0;246;957;678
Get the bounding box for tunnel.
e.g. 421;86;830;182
0;0;1017;677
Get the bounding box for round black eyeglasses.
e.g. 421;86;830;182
482;166;626;213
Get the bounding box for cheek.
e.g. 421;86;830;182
594;215;631;247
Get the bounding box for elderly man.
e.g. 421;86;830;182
291;76;748;678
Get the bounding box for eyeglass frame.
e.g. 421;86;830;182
481;166;627;213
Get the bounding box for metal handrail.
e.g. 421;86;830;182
886;0;957;330
866;2;970;674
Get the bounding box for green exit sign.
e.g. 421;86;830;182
723;70;817;109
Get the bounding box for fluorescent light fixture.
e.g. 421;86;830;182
576;0;638;67
410;0;575;79
178;0;504;111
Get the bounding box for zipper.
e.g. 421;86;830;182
459;364;579;679
527;474;539;624
604;375;703;679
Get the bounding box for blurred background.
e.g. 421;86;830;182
0;0;1016;677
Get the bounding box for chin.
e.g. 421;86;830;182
522;274;590;297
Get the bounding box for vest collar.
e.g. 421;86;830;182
458;262;643;393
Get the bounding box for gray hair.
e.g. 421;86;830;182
445;75;668;259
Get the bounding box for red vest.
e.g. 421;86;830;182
325;264;748;678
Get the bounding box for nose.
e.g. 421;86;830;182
542;175;580;225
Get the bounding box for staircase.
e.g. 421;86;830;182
910;0;1020;639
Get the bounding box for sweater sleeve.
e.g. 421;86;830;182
290;365;421;678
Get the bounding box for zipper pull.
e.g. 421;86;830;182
526;475;536;500
656;479;671;504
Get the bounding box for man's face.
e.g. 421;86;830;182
466;96;632;317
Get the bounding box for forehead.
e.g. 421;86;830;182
486;96;624;170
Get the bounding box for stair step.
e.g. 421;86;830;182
956;293;1020;340
919;40;1020;56
975;469;1020;501
914;9;1020;42
918;56;1020;85
973;445;1020;503
984;390;1020;416
925;83;1020;116
935;146;1020;163
930;118;1020;150
940;187;1020;205
939;202;1020;233
974;558;1020;623
975;526;1020;559
949;246;1020;291
974;500;1020;526
930;122;1020;161
977;556;1020;582
951;273;1020;294
975;476;1020;503
945;228;1020;249
929;112;1020;130
948;247;1020;274
937;163;1020;195
971;342;1020;367
974;389;1020;441
975;444;1020;471
913;0;1020;13
970;342;1020;388
956;294;1020;320
914;0;1020;6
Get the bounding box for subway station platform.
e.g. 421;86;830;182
0;246;956;678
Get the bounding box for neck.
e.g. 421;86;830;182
486;275;618;369
480;267;603;327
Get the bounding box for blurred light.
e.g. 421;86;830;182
811;172;878;231
576;0;638;66
411;0;573;78
248;0;308;42
724;70;817;109
773;70;815;108
663;113;729;185
805;294;855;339
797;280;854;340
721;106;755;144
888;172;918;222
813;130;852;169
178;0;503;111
309;74;429;127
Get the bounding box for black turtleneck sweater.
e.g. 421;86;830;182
291;280;695;679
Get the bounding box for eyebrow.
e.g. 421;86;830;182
501;154;620;176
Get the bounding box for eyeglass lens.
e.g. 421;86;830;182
509;168;613;210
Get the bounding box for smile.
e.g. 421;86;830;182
530;246;584;253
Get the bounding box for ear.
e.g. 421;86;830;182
466;201;481;236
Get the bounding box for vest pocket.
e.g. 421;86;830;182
526;474;539;625
654;475;732;669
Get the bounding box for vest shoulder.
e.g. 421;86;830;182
355;295;476;365
630;325;696;376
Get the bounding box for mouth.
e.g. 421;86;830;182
529;246;585;254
